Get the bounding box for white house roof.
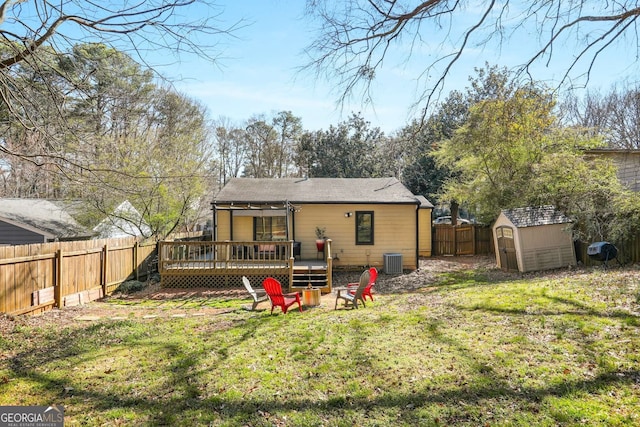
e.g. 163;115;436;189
501;206;572;228
93;200;152;238
0;198;92;239
214;178;426;205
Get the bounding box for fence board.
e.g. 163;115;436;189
433;225;456;256
0;234;181;316
576;233;640;267
455;226;475;255
475;227;494;255
433;224;493;256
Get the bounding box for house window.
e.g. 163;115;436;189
254;216;286;241
356;211;374;245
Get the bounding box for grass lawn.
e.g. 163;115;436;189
1;260;639;426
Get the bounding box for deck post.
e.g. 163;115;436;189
326;239;333;291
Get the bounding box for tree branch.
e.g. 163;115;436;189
304;0;640;122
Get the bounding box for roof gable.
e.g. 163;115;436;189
502;206;571;228
214;178;422;205
93;200;152;238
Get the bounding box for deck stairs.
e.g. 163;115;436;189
291;264;330;293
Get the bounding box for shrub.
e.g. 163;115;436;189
115;280;147;294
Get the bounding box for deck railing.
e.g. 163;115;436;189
158;240;294;273
157;240;333;290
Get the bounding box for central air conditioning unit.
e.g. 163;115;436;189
383;253;403;274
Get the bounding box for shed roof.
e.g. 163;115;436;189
0;198;92;239
501;206;572;228
214;178;425;205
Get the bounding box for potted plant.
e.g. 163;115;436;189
315;226;326;252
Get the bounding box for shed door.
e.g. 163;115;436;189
496;226;518;272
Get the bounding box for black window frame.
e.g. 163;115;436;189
355;211;374;245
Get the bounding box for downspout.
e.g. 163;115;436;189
415;202;419;268
284;200;290;241
291;205;296;241
212;203;217;242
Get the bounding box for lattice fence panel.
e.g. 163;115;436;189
161;274;290;289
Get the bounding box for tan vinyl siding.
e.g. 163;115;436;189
217;212;269;241
216;211;231;241
293;203;417;270
586;150;640;192
418;208;433;257
614;153;640;192
233;216;255;241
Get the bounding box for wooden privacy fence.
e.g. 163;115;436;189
0;237;157;316
433;224;494;256
433;225;640;265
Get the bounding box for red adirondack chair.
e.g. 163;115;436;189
348;267;377;301
262;277;302;314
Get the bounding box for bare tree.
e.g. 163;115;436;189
304;1;640;119
213;117;248;186
562;84;640;148
0;0;241;163
272;111;302;178
243;116;278;178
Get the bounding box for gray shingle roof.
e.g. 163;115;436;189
415;195;435;209
502;205;571;228
0;198;92;238
214;178;424;205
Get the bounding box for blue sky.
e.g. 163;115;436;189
163;1;638;134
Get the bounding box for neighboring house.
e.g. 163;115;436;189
212;177;434;271
585;149;640;192
92;200;152;239
492;205;576;273
0;198;93;245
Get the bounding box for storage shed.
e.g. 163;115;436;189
492;206;576;272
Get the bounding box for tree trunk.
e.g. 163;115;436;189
450;201;459;226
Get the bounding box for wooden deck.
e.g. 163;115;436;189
158;240;333;292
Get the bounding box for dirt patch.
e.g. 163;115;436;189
120;281;247;301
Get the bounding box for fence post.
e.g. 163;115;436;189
55;249;63;308
102;244;108;296
453;226;458;256
473;225;477;255
134;241;139;281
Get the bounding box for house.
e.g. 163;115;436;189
212;177;434;272
92;200;152;239
585;149;640;192
0;198;93;245
492;206;576;272
416;195;434;258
